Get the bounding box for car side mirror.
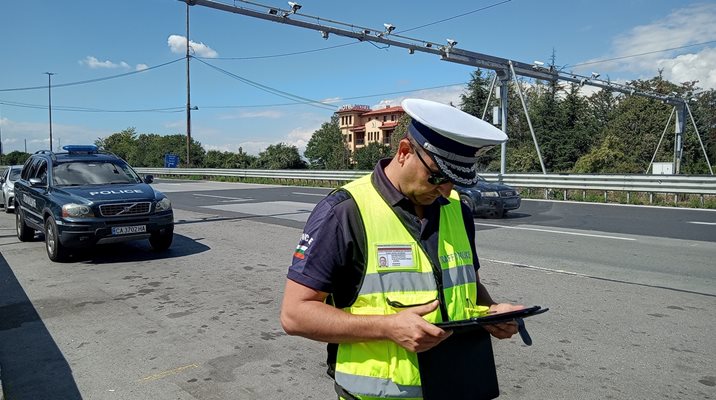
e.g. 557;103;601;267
0;177;4;184
143;175;154;184
29;178;43;187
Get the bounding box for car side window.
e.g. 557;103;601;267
35;161;48;185
21;157;35;180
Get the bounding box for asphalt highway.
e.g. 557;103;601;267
0;179;714;400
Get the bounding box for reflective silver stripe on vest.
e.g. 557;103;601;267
357;270;437;296
335;371;423;398
357;264;475;296
441;264;477;290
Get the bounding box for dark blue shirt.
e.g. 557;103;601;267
287;159;480;308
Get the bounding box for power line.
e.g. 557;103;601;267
200;42;357;60
1;79;468;113
0;58;185;92
199;82;467;109
0;100;184;113
193;57;337;111
397;0;512;34
566;40;716;68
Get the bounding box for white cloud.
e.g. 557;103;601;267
285;127;315;154
657;47;716;89
579;3;716;89
79;56;131;69
204;144;235;152
235;141;273;155
136;64;149;71
320;97;343;105
167;34;218;58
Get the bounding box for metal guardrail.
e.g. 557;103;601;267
135;168;716;195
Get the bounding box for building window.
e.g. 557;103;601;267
383;115;387;122
391;115;396;121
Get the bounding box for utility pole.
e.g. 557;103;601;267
44;72;55;151
185;2;192;166
0;105;3;164
24;139;27;153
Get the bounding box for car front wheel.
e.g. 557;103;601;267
459;194;476;215
149;227;174;251
16;208;35;241
45;216;68;262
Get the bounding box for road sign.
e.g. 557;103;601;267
164;154;180;168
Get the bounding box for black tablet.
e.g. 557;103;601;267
434;305;549;330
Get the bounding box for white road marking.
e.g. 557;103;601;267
687;221;716;225
292;192;329;197
193;193;251;201
475;222;636;241
202;201;315;222
483;258;590;277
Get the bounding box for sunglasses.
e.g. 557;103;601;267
409;142;451;185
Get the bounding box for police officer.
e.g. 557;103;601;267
280;98;523;400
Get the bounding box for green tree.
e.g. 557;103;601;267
459;68;504;171
460;68;494;118
304;116;351;169
555;82;591;171
133;134;166;167
256;143;306;169
4;151;31;165
158;134;205;167
390;114;411;153
202;149;257;169
95;127;137;162
231;147;258;169
203;150;231;168
353;142;391;170
574;76;675;173
584;86;618;149
573;135;629;173
530;73;565;172
681;88;716;174
95;129;204;167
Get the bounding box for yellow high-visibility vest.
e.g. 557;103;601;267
335;174;477;399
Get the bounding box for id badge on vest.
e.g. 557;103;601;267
376;244;418;272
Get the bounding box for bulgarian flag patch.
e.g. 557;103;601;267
293;244;308;259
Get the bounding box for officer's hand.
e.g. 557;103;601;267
483;303;524;339
387;300;451;353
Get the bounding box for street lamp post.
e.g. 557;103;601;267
44;72;55;151
186;2;192;166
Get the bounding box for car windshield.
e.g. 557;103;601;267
53;161;141;186
9;169;21;180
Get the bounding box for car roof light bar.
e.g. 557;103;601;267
62;145;98;154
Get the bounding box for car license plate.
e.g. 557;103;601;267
111;225;147;235
505;199;518;206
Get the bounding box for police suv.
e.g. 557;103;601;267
14;145;174;261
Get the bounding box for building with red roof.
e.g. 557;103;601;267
335;104;406;155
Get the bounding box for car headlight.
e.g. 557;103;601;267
155;197;172;212
481;191;499;197
62;203;94;218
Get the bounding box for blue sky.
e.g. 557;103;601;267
1;0;715;156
